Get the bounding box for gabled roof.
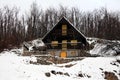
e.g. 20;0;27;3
42;17;86;41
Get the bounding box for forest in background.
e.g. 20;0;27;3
0;2;120;51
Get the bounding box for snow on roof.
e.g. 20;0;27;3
23;39;45;51
32;39;45;47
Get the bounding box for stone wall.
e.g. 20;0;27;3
47;49;78;57
47;49;90;57
22;46;46;56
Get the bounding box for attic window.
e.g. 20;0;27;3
51;41;58;46
62;25;67;36
71;40;77;46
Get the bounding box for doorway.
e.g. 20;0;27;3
60;51;67;58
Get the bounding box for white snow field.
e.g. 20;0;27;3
0;49;120;80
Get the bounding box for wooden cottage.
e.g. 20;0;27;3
42;17;89;58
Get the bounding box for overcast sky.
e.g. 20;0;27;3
0;0;120;14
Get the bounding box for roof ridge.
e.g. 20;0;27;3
42;17;65;40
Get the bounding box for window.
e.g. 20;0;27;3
62;25;67;36
71;51;76;56
51;41;58;46
71;40;77;46
62;40;67;50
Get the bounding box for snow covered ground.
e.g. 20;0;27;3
0;49;120;80
87;38;120;56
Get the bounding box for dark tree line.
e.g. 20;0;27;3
0;2;120;51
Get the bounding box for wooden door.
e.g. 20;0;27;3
60;51;67;58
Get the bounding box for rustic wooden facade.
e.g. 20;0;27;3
42;17;89;58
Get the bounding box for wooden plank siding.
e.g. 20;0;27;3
42;17;89;57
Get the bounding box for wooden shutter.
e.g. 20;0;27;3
62;25;67;36
71;51;76;56
62;40;67;50
71;40;77;46
51;41;58;46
